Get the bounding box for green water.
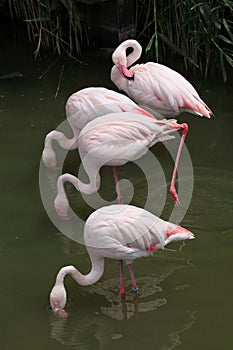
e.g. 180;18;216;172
1;31;233;350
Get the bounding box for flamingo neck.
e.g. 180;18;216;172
42;130;79;168
56;257;105;287
55;170;101;218
110;65;129;93
112;39;142;68
111;40;142;92
58;170;101;196
126;40;142;67
45;130;79;150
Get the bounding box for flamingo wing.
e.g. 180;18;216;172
78;112;176;165
66;87;158;131
128;63;212;117
84;205;166;261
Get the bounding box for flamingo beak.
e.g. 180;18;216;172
117;64;134;80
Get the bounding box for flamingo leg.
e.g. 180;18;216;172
169;123;188;205
113;168;138;296
119;260;125;297
127;263;139;295
112;166;123;204
113;167;125;296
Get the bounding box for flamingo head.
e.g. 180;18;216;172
54;193;70;221
42;147;57;169
50;283;67;315
112;49;133;79
165;224;195;245
116;63;134;80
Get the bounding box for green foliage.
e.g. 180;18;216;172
8;0;88;59
7;0;233;80
136;0;233;81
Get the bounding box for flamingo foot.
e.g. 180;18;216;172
132;287;139;296
170;187;180;206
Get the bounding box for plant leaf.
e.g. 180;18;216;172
146;34;156;52
218;34;233;45
220;51;227;82
158;33;199;68
222;18;233;42
23;18;50;23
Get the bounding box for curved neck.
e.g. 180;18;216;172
56;256;105;287
112;39;142;68
43;130;79;168
111;40;142;93
45;130;79;150
55;169;101;218
110;66;129;93
126;40;142;67
58;169;101;196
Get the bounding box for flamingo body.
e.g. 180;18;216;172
54;112;184;218
42;87;157;168
111;40;213;118
65;87;156;131
50;204;195;314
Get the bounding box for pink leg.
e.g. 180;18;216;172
112;166;123;204
127;263;139;295
119;260;125;297
169;123;188;206
113;167;124;294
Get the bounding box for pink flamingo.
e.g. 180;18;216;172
111;39;213;118
50;204;195;315
42;87;159;169
54;111;188;219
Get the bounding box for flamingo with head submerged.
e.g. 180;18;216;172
111;39;213;118
50;204;195;315
54;111;188;219
42;87;159;169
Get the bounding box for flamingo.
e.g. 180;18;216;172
54;111;188;219
50;204;195;315
111;39;213;118
42;87;159;169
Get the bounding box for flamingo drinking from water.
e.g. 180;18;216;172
50;204;195;315
54;111;188;219
42;87;159;169
111;39;213;118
